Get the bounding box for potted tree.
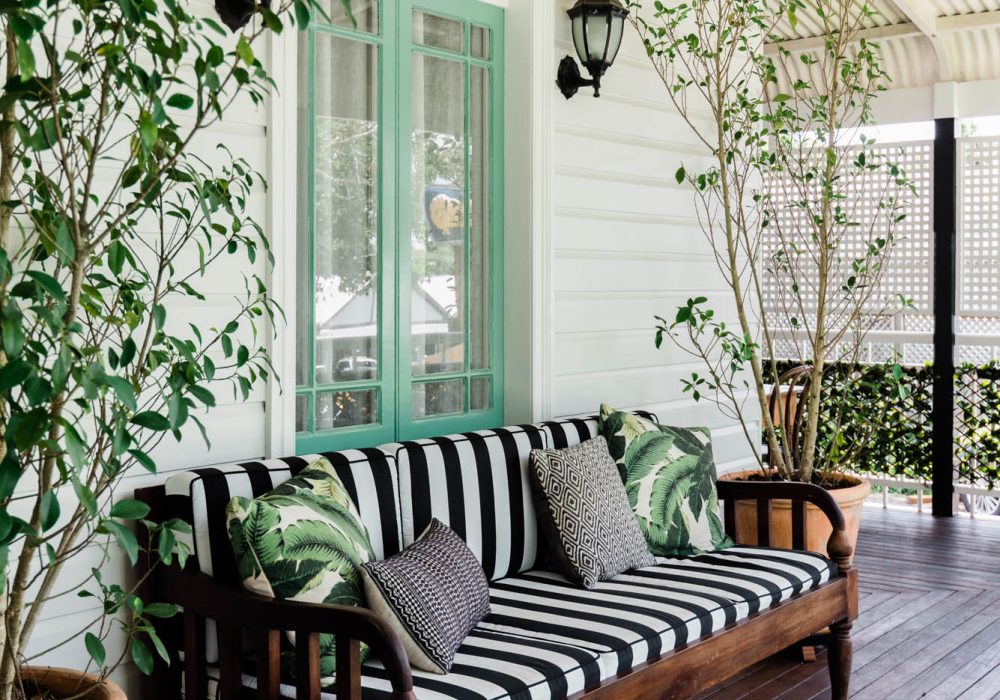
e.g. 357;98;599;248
631;0;915;556
0;0;329;696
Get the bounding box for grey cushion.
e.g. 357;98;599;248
529;437;656;589
362;519;491;674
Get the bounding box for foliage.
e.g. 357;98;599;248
766;359;1000;489
0;0;325;694
632;0;915;482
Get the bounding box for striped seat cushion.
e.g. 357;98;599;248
164;449;402;664
386;424;548;581
539;411;659;450
206;628;603;700
481;546;837;679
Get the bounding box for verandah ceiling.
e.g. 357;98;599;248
767;0;1000;90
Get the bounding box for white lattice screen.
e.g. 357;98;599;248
763;140;935;363
959;137;1000;317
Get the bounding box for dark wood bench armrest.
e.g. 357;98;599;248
155;564;415;700
716;479;853;573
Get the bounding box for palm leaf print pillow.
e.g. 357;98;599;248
226;457;376;684
599;404;733;557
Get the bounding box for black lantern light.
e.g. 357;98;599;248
557;0;629;99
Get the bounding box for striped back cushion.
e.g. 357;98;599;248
164;449;403;583
386;425;548;581
540;411;660;449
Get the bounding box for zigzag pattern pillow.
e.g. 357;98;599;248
529;436;656;589
362;519;491;674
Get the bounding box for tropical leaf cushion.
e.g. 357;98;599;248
226;457;376;684
599;404;733;557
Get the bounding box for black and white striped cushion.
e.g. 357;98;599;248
163;449;402;664
386;425;548;581
539;411;659;450
207;627;603;700
482;546;837;679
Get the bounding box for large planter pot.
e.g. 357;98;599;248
719;470;870;563
19;666;126;700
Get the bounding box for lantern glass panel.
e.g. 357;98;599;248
585;13;611;63
606;14;625;64
571;12;588;64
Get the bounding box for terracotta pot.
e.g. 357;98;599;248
719;470;870;563
18;667;126;700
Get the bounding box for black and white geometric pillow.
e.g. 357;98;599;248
361;519;491;674
530;436;656;589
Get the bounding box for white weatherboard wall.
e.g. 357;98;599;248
542;0;759;473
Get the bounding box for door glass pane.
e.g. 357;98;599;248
316;390;378;430
411;54;466;377
471;25;491;59
471;377;491;411
310;34;380;393
413;11;464;53
295;395;309;432
413;379;465;418
470;66;490;371
321;0;378;33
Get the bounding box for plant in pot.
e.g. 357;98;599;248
628;0;915;556
0;0;332;696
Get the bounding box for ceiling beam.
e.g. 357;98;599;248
890;0;950;79
891;0;940;38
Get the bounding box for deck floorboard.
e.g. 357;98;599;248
696;506;1000;699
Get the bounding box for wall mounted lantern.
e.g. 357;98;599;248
557;0;629;99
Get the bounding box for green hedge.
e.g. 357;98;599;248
766;361;1000;488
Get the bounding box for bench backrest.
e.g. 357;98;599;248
385;424;548;581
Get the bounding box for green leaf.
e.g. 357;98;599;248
131;412;170;431
102;520;139;564
17;38;35;80
40;491;60;531
675;166;685;184
129;449;157;473
236;37;254;65
105;377;137;411
138;112;158;150
131;638;153;675
166;93;194;110
142;602;179;618
110;499;151;520
0;359;32;391
85;632;106;668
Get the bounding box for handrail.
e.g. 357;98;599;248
716;479;853;573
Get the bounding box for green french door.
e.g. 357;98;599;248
296;0;504;452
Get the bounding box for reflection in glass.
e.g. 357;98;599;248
309;34;380;399
471;377;492;411
411;54;466;378
321;0;378;33
295;395;308;432
412;11;464;53
413;380;465;418
471;25;491;59
470;66;490;371
316;390;378;430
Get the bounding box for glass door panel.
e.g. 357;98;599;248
296;23;395;451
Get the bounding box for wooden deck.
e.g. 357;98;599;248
699;506;1000;699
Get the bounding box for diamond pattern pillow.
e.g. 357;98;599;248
361;519;491;674
600;403;733;557
529;436;656;589
226;457;375;684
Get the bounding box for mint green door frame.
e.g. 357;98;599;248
296;0;504;453
396;0;505;440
